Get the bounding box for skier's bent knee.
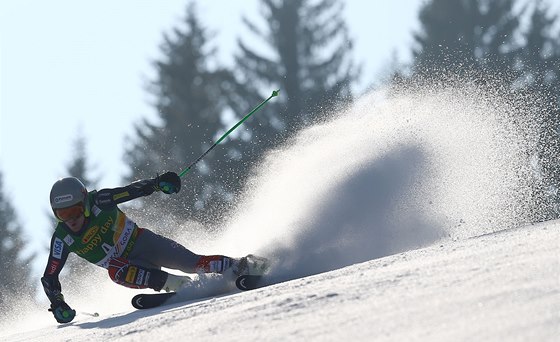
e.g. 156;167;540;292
107;257;168;291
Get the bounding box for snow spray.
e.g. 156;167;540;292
2;81;543;330
214;80;543;282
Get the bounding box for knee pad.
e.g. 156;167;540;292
108;257;166;290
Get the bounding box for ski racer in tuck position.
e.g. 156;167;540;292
41;172;258;324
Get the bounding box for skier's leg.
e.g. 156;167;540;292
195;255;240;274
128;228;242;275
107;257;190;292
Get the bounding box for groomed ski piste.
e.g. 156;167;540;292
2;84;559;341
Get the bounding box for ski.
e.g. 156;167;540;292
131;255;272;308
131;292;177;310
235;274;263;291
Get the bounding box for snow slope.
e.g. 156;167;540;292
3;85;559;341
3;222;558;342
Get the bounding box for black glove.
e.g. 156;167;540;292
49;300;76;324
156;171;181;194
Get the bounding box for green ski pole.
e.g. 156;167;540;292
178;89;280;178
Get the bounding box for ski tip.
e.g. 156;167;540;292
131;292;177;310
131;294;144;309
236;275;263;291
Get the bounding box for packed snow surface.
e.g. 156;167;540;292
3;223;559;341
3;86;559;341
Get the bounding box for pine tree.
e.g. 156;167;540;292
399;0;560;220
124;2;237;224
516;1;560;219
0;171;33;310
234;0;357;132
66;134;98;187
209;0;360;221
127;1;359;227
410;0;520;83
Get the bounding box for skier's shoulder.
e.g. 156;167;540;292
87;189;98;202
49;224;72;256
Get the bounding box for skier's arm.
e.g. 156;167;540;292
41;234;76;324
41;235;70;302
93;171;181;209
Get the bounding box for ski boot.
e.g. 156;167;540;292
234;254;270;277
234;254;271;291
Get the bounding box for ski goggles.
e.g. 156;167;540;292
55;203;85;221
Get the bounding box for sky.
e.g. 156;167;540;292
0;1;422;271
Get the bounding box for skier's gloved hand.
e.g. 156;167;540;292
48;299;76;324
155;171;181;194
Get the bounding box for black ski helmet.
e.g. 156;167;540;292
50;177;89;218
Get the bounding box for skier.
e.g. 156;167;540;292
41;172;249;324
